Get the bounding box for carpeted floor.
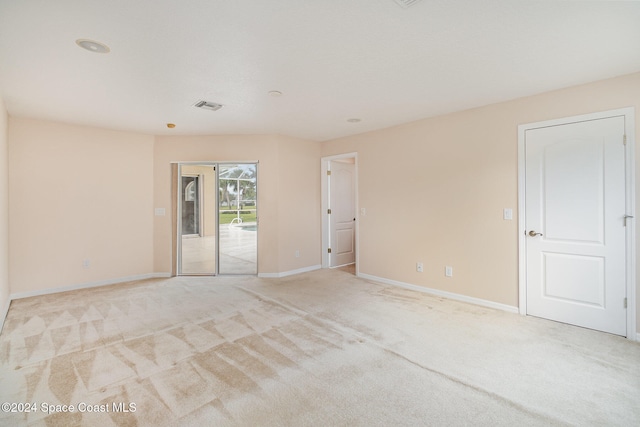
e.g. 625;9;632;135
0;269;639;426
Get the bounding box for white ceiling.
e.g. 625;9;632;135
1;0;639;142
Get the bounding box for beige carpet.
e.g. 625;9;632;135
0;269;639;426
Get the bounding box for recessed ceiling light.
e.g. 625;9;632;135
268;90;283;97
75;39;110;54
347;118;361;123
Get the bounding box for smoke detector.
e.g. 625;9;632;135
393;0;422;8
76;39;110;54
194;100;223;111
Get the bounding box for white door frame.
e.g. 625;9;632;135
175;161;259;276
176;162;217;275
517;107;636;340
321;153;359;274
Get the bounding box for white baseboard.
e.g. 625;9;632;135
358;273;519;314
9;272;171;301
258;265;321;278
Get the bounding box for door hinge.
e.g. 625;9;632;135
624;297;627;309
327;208;331;214
327;170;331;176
328;248;332;254
623;135;627;145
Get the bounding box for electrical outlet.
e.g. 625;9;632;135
445;266;453;277
82;259;90;269
295;250;300;258
416;262;423;273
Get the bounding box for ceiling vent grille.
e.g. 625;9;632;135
393;0;422;8
194;100;223;111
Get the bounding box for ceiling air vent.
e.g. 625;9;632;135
393;0;422;8
194;100;223;111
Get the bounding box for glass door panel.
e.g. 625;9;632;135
218;163;257;274
179;164;216;275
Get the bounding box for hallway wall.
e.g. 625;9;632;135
153;134;322;276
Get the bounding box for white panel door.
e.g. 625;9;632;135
330;161;355;267
525;116;627;336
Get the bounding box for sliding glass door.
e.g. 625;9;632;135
218;164;257;274
177;162;257;275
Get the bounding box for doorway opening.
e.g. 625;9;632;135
321;153;358;274
176;162;258;275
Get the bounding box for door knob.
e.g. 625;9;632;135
528;230;543;237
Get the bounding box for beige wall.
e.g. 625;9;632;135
153;135;321;275
3;72;638;332
322;72;640;329
0;96;8;319
276;135;322;272
8;118;155;294
6;124;321;296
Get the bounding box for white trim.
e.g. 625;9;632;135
517;122;527;316
8;273;171;300
624;109;637;342
258;264;321;278
321;160;329;268
358;273;519;314
176;161;259;276
518;107;636;340
321;152;359;276
170;160;260;165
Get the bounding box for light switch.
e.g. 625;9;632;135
503;208;513;220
